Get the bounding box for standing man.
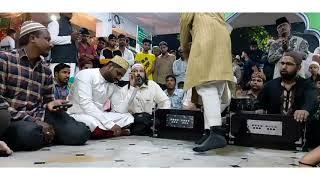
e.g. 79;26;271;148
78;28;96;68
53;63;71;100
180;13;233;152
173;46;187;85
152;41;176;89
0;29;16;51
268;17;309;79
0;21;90;151
48;13;80;79
135;39;156;80
99;34;122;66
118;34;134;87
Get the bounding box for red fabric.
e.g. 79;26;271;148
91;127;114;139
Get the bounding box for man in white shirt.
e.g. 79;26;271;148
47;13;80;79
117;63;170;135
0;29;16;51
67;56;134;139
118;34;134;87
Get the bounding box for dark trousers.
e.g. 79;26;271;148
2;110;91;151
0;109;11;137
130;113;154;136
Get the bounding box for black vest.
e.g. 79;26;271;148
50;17;78;63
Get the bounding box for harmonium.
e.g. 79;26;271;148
226;112;307;151
153;109;204;141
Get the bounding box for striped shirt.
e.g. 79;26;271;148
0;49;54;121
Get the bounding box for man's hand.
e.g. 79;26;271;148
71;32;80;42
129;73;143;87
110;124;122;137
294;110;309;122
47;99;69;112
35;120;55;144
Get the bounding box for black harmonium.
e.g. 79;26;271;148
227;112;306;150
154;109;204;141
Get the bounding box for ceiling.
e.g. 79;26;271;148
118;13;180;35
228;13;304;29
118;13;306;35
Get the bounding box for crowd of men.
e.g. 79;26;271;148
0;13;319;167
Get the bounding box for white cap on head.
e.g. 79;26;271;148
131;63;144;70
309;61;320;68
19;21;47;39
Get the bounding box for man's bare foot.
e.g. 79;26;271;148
121;129;131;136
0;141;13;157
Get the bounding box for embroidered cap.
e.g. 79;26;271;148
131;63;144;70
110;55;129;70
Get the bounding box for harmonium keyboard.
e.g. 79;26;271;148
153;109;204;141
226;112;306;150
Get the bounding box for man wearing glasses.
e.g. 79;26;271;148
258;51;317;122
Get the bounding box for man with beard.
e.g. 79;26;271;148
118;34;134;87
268;17;309;79
53;63;71;100
0;21;90;152
152;41;176;89
258;51;317;121
236;69;266;99
67;56;134;139
173;46;188;85
117;63;170;135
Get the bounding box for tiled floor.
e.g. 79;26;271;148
0;136;306;167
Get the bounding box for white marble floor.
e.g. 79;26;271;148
0;136;306;167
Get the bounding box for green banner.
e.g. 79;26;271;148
0;18;10;28
136;26;152;52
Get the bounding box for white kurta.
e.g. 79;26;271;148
67;68;134;131
118;80;171;115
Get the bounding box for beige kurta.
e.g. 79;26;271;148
180;13;233;90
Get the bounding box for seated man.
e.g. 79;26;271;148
236;69;266;99
0;21;90;151
0;101;12;156
53;63;70;100
164;75;184;109
257;51;318;120
117;63;170;135
67;56;134;139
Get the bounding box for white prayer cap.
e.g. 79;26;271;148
309;61;320;68
131;63;145;70
19;21;47;39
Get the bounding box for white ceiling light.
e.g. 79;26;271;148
50;14;57;21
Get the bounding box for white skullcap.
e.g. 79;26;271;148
131;63;144;70
309;61;320;68
19;21;47;39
